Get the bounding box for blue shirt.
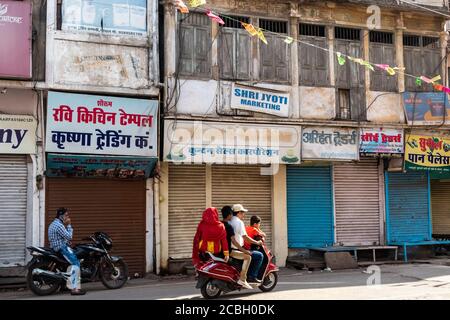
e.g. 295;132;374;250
48;218;73;251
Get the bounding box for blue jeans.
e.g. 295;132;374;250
59;246;80;290
248;250;263;279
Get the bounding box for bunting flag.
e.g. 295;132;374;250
241;22;259;36
416;77;422;86
361;61;374;72
188;0;206;7
386;67;396;76
206;10;224;25
434;84;444;91
336;52;346;66
421;75;441;84
257;28;268;45
431;75;442;83
175;0;189;13
443;87;450;94
284;36;294;44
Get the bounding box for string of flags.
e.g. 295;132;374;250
174;0;450;94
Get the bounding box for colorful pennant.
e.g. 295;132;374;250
175;0;189;13
336;52;346;66
386;67;396;76
188;0;206;7
241;22;258;36
434;84;444;91
257;28;268;45
206;10;224;25
284;36;294;44
421;75;441;84
416;77;422;86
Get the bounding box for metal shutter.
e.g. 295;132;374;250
168;164;206;259
287;166;334;247
334;159;381;246
46;178;146;276
211;165;272;249
431;180;450;235
0;155;28;267
386;172;431;243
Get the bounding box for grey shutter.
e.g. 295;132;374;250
299;38;329;86
261;34;290;82
335;40;350;88
348;42;364;88
404;47;423;91
424;48;442;91
299;40;314;85
315;38;329;86
194;27;211;77
350;87;366;121
179;25;195;75
370;43;397;92
236;31;251;79
219;29;234;79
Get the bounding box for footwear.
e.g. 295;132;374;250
247;277;262;283
70;289;86;296
237;279;252;289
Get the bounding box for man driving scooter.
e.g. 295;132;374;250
229;204;264;287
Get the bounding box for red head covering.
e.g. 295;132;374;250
192;208;228;267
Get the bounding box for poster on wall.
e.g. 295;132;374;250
302;127;359;160
62;0;147;37
403;92;450;126
46;153;157;179
0;0;32;78
230;83;290;117
405;134;450;173
164;120;301;164
46;91;158;157
0;114;36;154
360;128;404;154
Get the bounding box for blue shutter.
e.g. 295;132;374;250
386;171;431;243
287;166;334;247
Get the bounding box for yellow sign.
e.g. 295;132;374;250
405;134;450;172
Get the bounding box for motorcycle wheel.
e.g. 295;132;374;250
200;279;222;299
99;258;128;289
259;272;278;292
27;261;61;296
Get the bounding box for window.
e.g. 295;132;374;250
369;31;397;92
335;27;366;121
259;19;290;83
338;89;351;120
59;0;148;37
178;13;211;78
219;16;251;80
299;23;329;86
404;34;442;91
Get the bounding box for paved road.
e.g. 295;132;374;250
1;263;450;300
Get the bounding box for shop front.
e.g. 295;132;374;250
45;91;158;276
162;120;301;271
0;113;37;267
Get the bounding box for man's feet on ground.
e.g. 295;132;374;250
237;279;253;289
70;289;86;296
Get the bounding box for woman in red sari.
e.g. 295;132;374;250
192;207;229;267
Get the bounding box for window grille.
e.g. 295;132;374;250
259;19;288;34
222;16;250;29
335;27;360;41
369;31;394;44
299;23;326;38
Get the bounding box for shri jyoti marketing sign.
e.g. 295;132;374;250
0;1;32;78
230;83;290;117
46;92;158;157
164;120;301;164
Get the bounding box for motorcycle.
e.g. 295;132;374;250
195;242;279;299
26;232;128;296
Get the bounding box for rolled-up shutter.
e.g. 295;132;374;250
46;178;146;276
386;172;431;243
0;155;28;267
431;180;450;235
334;159;381;246
168;164;206;259
212;165;272;248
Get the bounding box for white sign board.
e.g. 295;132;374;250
230;83;290;117
164;120;301;164
302;127;359;160
0;114;36;154
360;128;404;154
46;91;158;157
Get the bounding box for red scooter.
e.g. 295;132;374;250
195;242;279;299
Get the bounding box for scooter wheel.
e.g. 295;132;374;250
200;279;222;299
259;272;278;292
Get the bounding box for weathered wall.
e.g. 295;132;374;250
366;91;404;124
52;40;149;90
0;89;38;116
299;86;336;120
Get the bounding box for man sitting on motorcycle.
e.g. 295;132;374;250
229;204;264;287
48;208;86;295
192;207;230;268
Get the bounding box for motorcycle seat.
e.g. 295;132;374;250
206;252;226;263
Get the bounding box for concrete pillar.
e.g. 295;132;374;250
158;162;169;273
440;30;448;87
272;164;288;267
290;15;300;119
145;179;154;273
396;14;405;93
